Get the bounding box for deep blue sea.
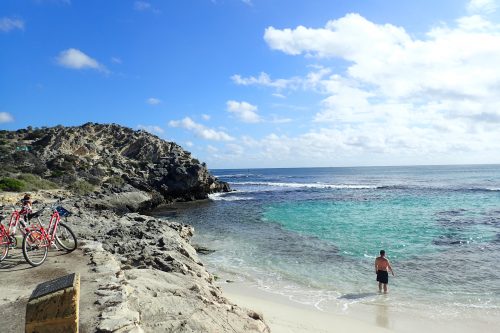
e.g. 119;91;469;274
154;165;500;321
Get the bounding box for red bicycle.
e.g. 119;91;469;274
0;216;11;261
22;201;77;267
0;203;38;261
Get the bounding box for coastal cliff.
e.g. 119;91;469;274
0;123;229;210
0;124;269;332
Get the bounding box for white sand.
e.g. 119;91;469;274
222;282;393;333
222;282;500;333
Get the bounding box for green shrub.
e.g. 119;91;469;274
0;146;9;155
105;176;125;187
0;178;26;192
86;176;102;186
68;180;95;195
60;161;74;171
24;130;45;140
50;170;64;178
18;173;58;191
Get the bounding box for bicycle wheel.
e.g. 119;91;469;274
0;233;9;261
54;222;77;252
22;230;48;267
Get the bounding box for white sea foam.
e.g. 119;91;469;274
208;193;254;201
233;181;377;189
480;187;500;191
215;173;260;178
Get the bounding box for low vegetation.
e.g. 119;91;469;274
67;180;95;195
18;174;59;191
105;176;125;187
0;174;59;192
0;178;25;192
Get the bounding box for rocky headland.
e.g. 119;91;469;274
0;124;269;332
0;123;230;211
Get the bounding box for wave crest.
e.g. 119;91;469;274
232;181;377;189
208;193;254;201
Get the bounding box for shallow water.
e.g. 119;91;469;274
154;165;500;322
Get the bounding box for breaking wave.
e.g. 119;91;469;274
208;193;254;201
232;182;378;189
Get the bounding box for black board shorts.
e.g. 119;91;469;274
376;270;389;284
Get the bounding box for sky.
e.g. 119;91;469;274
2;0;500;168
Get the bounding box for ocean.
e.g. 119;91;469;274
153;165;500;325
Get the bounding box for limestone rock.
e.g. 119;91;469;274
64;206;271;333
0;123;230;210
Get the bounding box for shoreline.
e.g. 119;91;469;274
221;281;393;333
154;198;500;333
218;279;500;333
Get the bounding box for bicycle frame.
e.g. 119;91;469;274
0;223;10;245
0;206;33;247
7;209;30;236
33;209;62;248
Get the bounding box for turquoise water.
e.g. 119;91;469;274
263;193;498;260
154;165;500;320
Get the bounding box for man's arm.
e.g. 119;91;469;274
388;260;395;276
374;259;378;274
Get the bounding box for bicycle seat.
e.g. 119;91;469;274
27;210;43;220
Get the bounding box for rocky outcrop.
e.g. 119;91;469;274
66;203;270;333
0;123;229;209
0;189;270;333
0;125;269;332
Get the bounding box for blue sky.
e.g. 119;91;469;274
2;0;500;168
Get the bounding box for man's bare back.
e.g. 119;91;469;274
375;257;390;271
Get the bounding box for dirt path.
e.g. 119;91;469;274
0;246;100;333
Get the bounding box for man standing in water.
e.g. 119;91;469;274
375;250;395;293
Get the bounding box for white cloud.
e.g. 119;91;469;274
56;48;107;72
0;112;14;123
0;17;24;32
224;11;500;163
264;13;411;60
201;114;211;121
226;100;262;123
169;117;234;141
185;141;194;147
137;125;164;135
270;115;293;124
207;145;219;153
146;97;161;105
467;0;498;14
241;0;253;6
134;1;160;13
134;1;151;10
232;72;299;90
111;57;122;64
225;143;245;155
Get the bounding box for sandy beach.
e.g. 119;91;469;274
222;282;393;333
222;281;500;333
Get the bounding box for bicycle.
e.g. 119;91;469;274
0;215;10;262
22;200;77;267
0;203;38;261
